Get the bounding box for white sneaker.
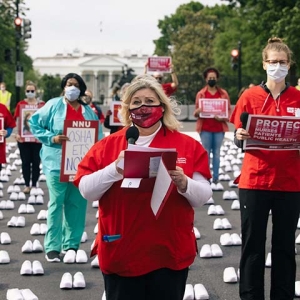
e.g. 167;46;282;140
211;244;223;257
223;267;238;283
220;233;233;246
231;233;242;245
231;200;240;210
91;256;99;268
22;240;33;253
194;283;209;300
40;223;48;235
32;239;43;252
16;216;25;227
7;216;18;227
6;288;23;300
30;223;41;235
26;204;35;214
216;182;224;191
18;204;27;214
60;272;72;289
20;260;32;275
73;271;86;289
199;244;212;258
221;218;232;229
32;260;44;275
213;218;223;230
63;249;76;264
222;191;231;200
0;232;11;244
183;284;194;300
207;205;216;215
20;289;38;300
76;249;88;263
37;209;47;220
215;205;224;215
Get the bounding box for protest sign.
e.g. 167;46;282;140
147;56;172;72
199;99;228;118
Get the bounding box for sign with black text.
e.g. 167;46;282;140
199;99;228;118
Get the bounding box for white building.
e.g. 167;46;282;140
33;49;148;104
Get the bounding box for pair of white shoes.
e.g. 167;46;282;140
0;250;10;263
0;200;14;210
28;195;44;205
7;216;25;227
183;283;209;300
193;227;201;239
219;174;231;181
223;267;239;283
231;200;240;210
204;197;214;205
0;232;11;244
13;177;25;185
0;174;9;182
30;223;47;235
222;190;238;200
211;182;224;191
6;288;38;300
7;185;21;193
199;244;223;258
220;233;242;246
30;187;44;196
60;272;86;289
213;218;232;230
20;260;44;275
18;204;35;214
63;249;88;264
37;209;48;220
22;240;43;253
207;204;224;215
10;192;26;201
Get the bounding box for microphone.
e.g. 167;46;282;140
126;126;139;145
240;112;249;129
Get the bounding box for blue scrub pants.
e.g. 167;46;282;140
44;175;87;253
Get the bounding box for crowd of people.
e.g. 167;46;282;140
2;39;300;299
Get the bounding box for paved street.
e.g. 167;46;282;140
0;122;299;300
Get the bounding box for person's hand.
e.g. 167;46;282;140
214;115;223;121
194;107;202;117
15;134;23;143
53;135;69;144
0;129;7;137
115;150;125;175
106;110;112;116
169;166;188;193
235;128;250;140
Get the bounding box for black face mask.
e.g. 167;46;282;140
207;79;217;87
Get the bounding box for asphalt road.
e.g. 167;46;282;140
0;122;299;300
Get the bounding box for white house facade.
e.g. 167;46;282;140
33;49;148;104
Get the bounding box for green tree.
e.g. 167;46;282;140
38;74;62;102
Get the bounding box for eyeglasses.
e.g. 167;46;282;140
26;90;35;93
264;60;289;67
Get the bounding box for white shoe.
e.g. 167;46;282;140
228;180;238;188
222;191;231;200
37;209;47;220
211;244;223;257
13;185;21;192
183;284;194;300
36;187;44;195
231;233;242;245
7;185;14;193
213;218;223;230
0;232;11;244
63;249;76;264
193;227;201;239
73;271;86;289
32;260;44;275
296;233;300;244
265;252;272;267
223;267;238;283
222;218;232;229
207;205;216;215
20;289;38;300
18;192;26;200
229;190;238;200
40;223;48;235
22;240;33;253
94;223;98;234
194;283;209;300
216;182;224;191
215;205;224;215
6;200;15;209
26;204;35;214
30;223;41;235
7;216;18;227
6;288;24;300
28;195;36;204
199;244;212;258
91;256;99;268
9;192;18;201
16;216;25;227
81;231;88;243
0;250;10;263
295;281;300;297
36;195;44;205
231;200;240;210
18;204;27;214
20;260;32;275
32;239;43;252
92;200;99;208
60;272;72;289
205;197;214;205
220;233;233;246
0;210;3;219
30;187;38;196
76;249;88;263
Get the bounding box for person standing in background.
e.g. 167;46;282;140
144;62;179;97
29;73;103;263
193;67;231;191
0;103;16;172
0;82;12;110
231;37;300;300
83;89;105;123
14;81;45;194
295;78;300;90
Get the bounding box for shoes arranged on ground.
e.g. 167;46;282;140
0;250;10;263
22;239;43;253
45;251;61;263
223;267;238;283
6;288;38;300
199;244;223;258
0;232;11;244
60;271;86;289
193;227;201;239
7;215;25;227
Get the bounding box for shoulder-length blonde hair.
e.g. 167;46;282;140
119;74;182;131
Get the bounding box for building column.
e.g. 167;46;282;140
93;72;98;100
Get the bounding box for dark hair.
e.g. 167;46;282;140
203;67;220;79
60;73;87;96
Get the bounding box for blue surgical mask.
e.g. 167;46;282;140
65;86;80;102
25;92;36;99
267;64;288;83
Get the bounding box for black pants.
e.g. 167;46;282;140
239;189;300;300
18;142;42;187
103;268;189;300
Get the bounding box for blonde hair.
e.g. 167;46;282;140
120;74;182;131
262;37;293;64
25;80;37;91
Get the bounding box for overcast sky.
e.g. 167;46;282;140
24;0;223;58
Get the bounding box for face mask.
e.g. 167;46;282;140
26;92;36;99
129;104;163;128
65;86;80;102
207;79;216;87
0;87;5;91
267;64;288;83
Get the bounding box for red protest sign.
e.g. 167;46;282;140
147;56;172;72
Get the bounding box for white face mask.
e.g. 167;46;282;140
65;85;80;102
26;92;36;99
267;64;288;83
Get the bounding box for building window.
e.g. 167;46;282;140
100;75;105;82
85;74;90;82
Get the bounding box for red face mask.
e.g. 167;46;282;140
129;104;163;128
